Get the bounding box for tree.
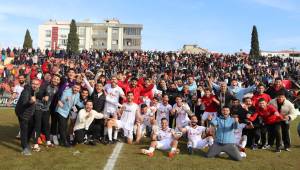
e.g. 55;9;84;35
249;25;260;58
67;19;79;53
23;29;33;49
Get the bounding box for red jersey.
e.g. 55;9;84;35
252;93;272;107
201;95;218;112
249;105;283;125
118;79;154;104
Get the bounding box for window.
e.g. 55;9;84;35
58;39;67;46
79;39;85;45
93;39;106;47
59;28;69;38
60;28;69;34
45;30;51;37
124;39;140;46
94;29;107;36
60;34;67;38
124;28;141;35
45;41;51;48
112;28;119;34
112;40;118;45
78;27;85;35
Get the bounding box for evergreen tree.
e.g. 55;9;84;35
67;19;79;53
23;29;33;49
249;25;260;58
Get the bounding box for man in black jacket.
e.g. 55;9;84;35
165;82;180;127
91;82;106;141
15;79;41;156
266;78;291;99
33;75;60;151
230;98;248;123
242;97;260;149
214;82;235;112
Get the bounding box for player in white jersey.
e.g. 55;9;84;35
179;115;214;154
10;74;26;106
103;76;125;117
134;104;155;143
171;96;193;129
107;92;139;144
103;76;125;142
233;120;254;158
156;95;172;127
141;118;181;158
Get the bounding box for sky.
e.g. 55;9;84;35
0;0;299;53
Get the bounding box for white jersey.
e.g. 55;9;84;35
186;125;206;141
156;127;174;141
234;123;246;143
156;103;172;127
141;108;154;127
173;103;190;127
120;103;139;130
104;84;124;115
104;84;124;106
13;84;24;100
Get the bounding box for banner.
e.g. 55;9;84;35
0;97;17;107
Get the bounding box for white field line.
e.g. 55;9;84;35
103;143;124;170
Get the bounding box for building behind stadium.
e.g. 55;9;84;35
38;19;142;51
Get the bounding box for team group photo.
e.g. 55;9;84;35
0;0;300;170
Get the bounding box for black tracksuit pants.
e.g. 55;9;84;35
267;122;281;149
18;116;34;149
280;121;291;148
34;110;51;143
58;113;69;145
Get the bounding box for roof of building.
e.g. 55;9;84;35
42;19;142;28
262;50;300;54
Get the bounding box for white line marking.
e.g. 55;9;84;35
103;143;124;170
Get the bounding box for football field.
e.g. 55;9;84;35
0;108;300;170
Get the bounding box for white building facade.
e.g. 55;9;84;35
38;19;142;51
261;50;300;59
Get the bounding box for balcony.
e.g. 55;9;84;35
123;34;141;39
92;33;107;38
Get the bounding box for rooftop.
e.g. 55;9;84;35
42;19;142;28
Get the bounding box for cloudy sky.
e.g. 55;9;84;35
0;0;299;52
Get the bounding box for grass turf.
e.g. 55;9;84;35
0;108;299;170
115;120;300;170
0;108;113;170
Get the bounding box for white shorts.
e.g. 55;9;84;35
104;104;118;117
156;139;173;150
116;120;133;139
188;138;209;149
201;112;217;121
236;135;247;148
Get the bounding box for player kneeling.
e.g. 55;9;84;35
179;115;214;154
141;118;180;158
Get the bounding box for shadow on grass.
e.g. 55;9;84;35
0;124;22;152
